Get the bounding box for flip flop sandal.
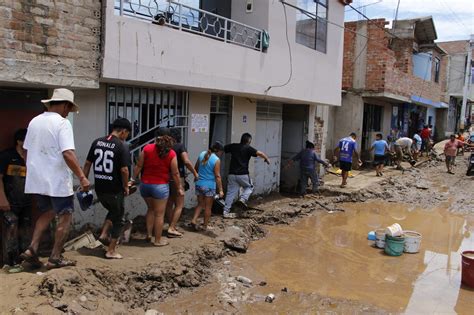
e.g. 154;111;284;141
167;230;183;238
46;256;76;270
105;252;123;259
187;222;200;232
19;247;42;269
153;240;169;247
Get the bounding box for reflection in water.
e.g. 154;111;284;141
158;201;474;314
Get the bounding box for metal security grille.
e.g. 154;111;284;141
257;101;282;120
210;94;231;114
107;85;188;160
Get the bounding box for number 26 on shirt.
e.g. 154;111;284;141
94;149;114;173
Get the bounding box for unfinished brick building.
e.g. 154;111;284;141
328;17;447;157
0;0;101;149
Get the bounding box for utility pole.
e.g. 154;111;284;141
460;34;473;130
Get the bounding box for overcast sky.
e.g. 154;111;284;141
344;0;474;42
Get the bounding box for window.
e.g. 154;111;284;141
412;52;432;81
296;0;328;53
434;57;440;83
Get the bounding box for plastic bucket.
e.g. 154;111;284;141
403;231;422;253
375;229;386;249
461;251;474;288
384;234;405;256
385;223;403;237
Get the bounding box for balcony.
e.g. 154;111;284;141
115;0;265;51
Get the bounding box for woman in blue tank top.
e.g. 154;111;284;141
190;141;224;230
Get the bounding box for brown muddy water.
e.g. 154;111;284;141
158;201;474;314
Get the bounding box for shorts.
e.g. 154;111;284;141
446;155;456;166
96;192;125;239
35;195;74;215
373;155;386;166
415;143;422;151
339;161;352;172
1;205;31;227
169;177;186;196
140;183;169;200
394;145;404;160
195;185;216;197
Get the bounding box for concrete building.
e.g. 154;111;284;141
438;38;474;134
329;17;446;159
0;0;348;227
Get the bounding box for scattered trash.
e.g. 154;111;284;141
64;232;102;251
461;251;474;288
259;281;267;286
265;293;275;303
385;223;403;237
385;234;405;256
403;231;422;253
235;275;252;285
223;261;231;265
281;287;289;292
36;271;44;276
79;295;87;302
228;282;237;289
144;310;163;315
374;229;386;249
367;231;376;241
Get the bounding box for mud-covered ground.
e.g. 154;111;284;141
1;152;473;314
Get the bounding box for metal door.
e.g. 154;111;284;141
254;119;282;195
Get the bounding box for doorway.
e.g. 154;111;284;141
209;94;232;181
362;103;383;156
280;105;308;193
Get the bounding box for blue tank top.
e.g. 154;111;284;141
196;151;219;189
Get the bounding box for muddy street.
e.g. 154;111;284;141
1;157;474;314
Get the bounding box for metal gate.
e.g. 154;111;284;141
254;102;282;195
107;85;189;167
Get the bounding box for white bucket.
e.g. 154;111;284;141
403;230;422;253
385;223;403;237
375;229;386;249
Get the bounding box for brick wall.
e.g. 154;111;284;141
0;0;101;88
342;19;444;103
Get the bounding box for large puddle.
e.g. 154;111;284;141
158;201;474;314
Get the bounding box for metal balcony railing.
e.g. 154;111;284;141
115;0;265;51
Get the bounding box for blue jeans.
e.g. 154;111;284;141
140;183;169;200
224;174;253;213
300;169;319;195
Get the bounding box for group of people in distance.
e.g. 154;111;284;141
1;88;272;267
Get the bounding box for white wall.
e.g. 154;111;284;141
103;0;344;106
185;91;211;207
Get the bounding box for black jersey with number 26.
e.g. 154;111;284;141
86;135;130;194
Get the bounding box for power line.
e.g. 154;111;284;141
264;1;292;94
347;3;402;40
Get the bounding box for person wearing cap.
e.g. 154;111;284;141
287;141;329;196
0;129;32;267
83;118;132;259
190;141;224;231
20;88;90;269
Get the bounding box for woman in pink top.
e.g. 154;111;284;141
133;128;184;247
444;134;462;174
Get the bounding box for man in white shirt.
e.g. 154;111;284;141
393;137;414;170
20;89;90;269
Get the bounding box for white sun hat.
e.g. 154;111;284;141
41;88;79;112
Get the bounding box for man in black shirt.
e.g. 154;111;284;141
83;118;131;259
223;133;270;218
0;129;32;266
166;128;198;238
